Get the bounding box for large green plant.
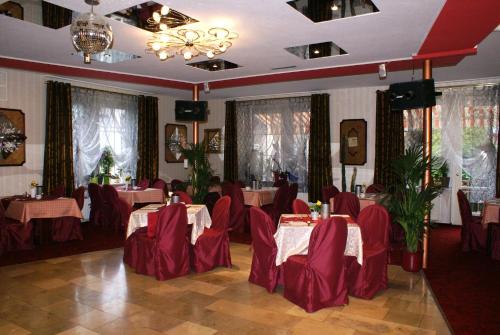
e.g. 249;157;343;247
180;142;213;204
387;145;442;253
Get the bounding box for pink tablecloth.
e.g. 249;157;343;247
482;199;500;228
5;198;83;224
242;188;277;207
329;193;385;212
117;188;164;206
274;214;363;266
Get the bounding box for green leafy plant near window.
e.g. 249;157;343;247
387;145;443;253
96;147;116;184
180;142;213;204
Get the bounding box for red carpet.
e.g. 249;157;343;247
0;223;124;267
424;225;500;335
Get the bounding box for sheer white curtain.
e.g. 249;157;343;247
72;87;138;186
236;97;311;191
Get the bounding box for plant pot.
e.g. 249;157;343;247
402;250;422;272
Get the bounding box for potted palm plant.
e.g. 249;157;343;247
180;142;213;204
388;145;442;272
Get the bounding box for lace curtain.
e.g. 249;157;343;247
72;87;138;186
236;97;311;191
404;84;499;203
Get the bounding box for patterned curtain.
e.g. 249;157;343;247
43;81;74;196
308;93;332;202
136;96;158;182
374;90;404;187
224;100;238;181
42;1;72;29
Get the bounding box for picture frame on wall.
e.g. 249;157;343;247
0;108;26;166
339;119;367;165
165;123;187;163
204;128;222;153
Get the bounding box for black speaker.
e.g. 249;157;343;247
389;79;437;110
175;100;208;121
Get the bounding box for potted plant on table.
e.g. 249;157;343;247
387;145;442;272
309;200;322;221
98;147;115;185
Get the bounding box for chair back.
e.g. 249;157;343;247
203;192;221;216
155;203;188;253
333;192;360;219
152;178;167;196
137;178;149;188
175;191;192;204
357;204;390;249
366;184;385;193
322;185;340;203
102;184;119;203
170;179;183;191
0;201;5;223
250;207;277;248
292;199;310;214
235;180;246;188
52;184;66;197
211;196;231;232
227;184;246;228
221;181;233;196
286;183;298;213
273;183;290;212
308;217;348;275
457;190;473;222
72;186;85;210
88;183;103;207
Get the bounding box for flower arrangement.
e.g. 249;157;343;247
310;200;322;213
30;180;37;188
125;175;132;183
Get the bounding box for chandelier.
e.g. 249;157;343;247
70;0;113;64
145;5;238;61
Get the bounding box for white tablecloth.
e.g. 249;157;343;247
126;204;212;245
274;214;363;266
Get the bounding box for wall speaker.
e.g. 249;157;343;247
378;63;386;79
389;79;437;110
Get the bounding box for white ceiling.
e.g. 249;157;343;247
0;0;499;98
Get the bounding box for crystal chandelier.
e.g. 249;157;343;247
70;0;113;64
145;5;238;61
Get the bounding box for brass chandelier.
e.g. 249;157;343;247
145;5;238;61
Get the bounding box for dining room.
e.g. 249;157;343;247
0;1;500;334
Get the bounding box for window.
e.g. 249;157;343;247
72;87;138;186
236;97;311;191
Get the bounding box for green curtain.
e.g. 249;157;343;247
374;90;404;187
136;96;159;182
43;81;74;196
224;100;238;181
308;94;333;202
42;1;72;29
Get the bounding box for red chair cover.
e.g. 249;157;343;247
72;186;85;210
492;214;500;260
0;202;33;253
147;211;159;239
248;207;281;292
366;184;385;193
51;184;66;197
137;178;149;188
283;217;348;312
226;184;249;232
333;192;360;219
262;183;290;225
292;199;310;214
191;196;232;273
175;191;192;204
203;192;221;217
170;179;183;191
102;185;132;231
124;203;190;280
346;204;390;299
221;181;233;196
88;183;104;226
457;190;486;251
321;185;340;203
152;179;167;197
285;183;298;213
235;180;246;188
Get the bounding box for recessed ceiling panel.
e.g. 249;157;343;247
286;41;347;60
187;59;240;72
72;49;141;64
287;0;379;23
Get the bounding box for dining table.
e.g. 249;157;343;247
481;198;500;255
329;192;386;212
115;186;164;206
242;187;277;207
274;214;363;266
5;197;83;224
126;203;212;245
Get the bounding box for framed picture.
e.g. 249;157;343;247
165;123;187;163
339;119;367;165
204;128;222;153
0;2;24;20
0;108;26;166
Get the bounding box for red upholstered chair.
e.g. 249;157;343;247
51;184;66;197
175;191;192;204
51;186;85;241
203;192;221;217
0;202;33;253
221;181;233;196
285;183;298;213
72;186;85;210
491;211;500;261
457;190;486;251
226;184;249;232
321;185;340;203
346;204;390;299
137;178;149;188
292;199;310;215
248;207;281;292
152;178;167;197
88;183;104;226
102;185;132;231
283;217;348;312
235;180;246;188
124;203;190;280
333;192;360;219
262;183;290;225
366;184;385;193
170;179;183;191
191;196;232;272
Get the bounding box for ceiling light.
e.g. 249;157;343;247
313;49;320;54
160;5;170;16
70;0;113;64
331;3;339;11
